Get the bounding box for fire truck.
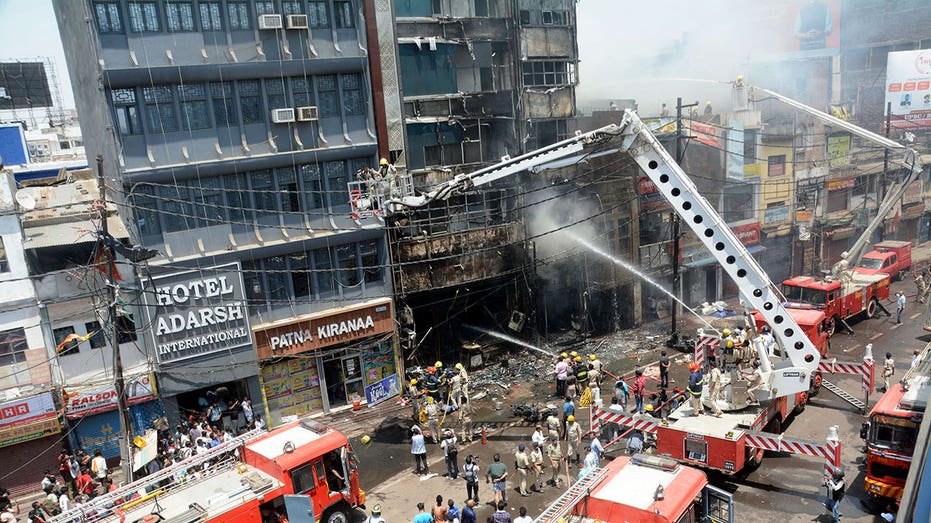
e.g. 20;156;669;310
860;342;930;502
532;454;734;523
359;100;872;481
50;418;364;523
760;87;923;337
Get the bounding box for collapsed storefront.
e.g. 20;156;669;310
253;298;398;427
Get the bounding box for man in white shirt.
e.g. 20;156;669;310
531;425;546;447
91;450;108;480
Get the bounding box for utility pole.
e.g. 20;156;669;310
96;155;133;482
671;97;698;343
879;101;892;242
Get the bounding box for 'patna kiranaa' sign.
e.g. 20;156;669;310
149;263;252;363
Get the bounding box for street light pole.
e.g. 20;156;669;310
671;97;698;343
96;155;134;482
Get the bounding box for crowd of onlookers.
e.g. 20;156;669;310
0;394;263;523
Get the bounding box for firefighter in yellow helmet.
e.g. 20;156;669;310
408;378;422;421
589;354;604;387
566;414;582;464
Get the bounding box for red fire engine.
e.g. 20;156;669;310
533;454;734;523
51;418;364;523
860;343;930;502
781;272;891;336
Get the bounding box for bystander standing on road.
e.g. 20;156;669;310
514;506;532;523
365;504;386;523
411;426;429;475
431;495;447;522
462;455;480;503
460;499;477;523
895;291;906;324
823;470;845;523
492;501;511;523
911;349;921;370
659;351;670;388
441;430;459;479
412;502;433;523
614;378;629;412
554;354;568;398
485;453;509;507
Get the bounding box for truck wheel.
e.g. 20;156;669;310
793;392;808;415
866;298;878;319
743;446;764;475
809;372;822;397
323;505;350;523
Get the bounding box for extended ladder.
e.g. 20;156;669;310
50;428;266;523
533;467;609;523
821;378;867;412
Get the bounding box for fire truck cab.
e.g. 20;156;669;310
52;419;364;523
543;455;733;523
860;344;929;502
781;272;890;336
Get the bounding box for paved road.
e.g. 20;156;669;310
357;286;924;522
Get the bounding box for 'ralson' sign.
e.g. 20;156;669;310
254;299;393;359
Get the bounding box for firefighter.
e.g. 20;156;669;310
435;361;449;400
449;371;463;408
425;396;441;443
408;379;422;421
687;362;704;416
589;354;604;387
545;407;561;440
456;362;470;400
425;366;441;402
574;356;589;390
704;101;713;115
566;415;582;465
882;352;895;392
707;360;723;417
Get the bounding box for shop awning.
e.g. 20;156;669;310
684;244;767;268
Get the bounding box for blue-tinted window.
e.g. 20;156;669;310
336;244;360;287
166;1;195;31
160;184;193;232
317;75;338;117
193;176;225;226
200;1;223;30
360;239;381;283
239;80;264;124
341;74;364;115
225;173;252;223
143;87;178;133
228;1;251;29
255;2;276;14
291;77;314;107
132;185;161;236
241;260;265;316
210;82;236;126
128;1;160;32
301;164;324;210
267;256;290;302
179;84;210;131
314;248;335;295
335;1;354;28
265;78;287;110
282;1;303;14
111;88;142;136
251;170;277;217
308;2;329;28
95;2;123;33
279;167;301;213
289;252;313;298
325;160;347;209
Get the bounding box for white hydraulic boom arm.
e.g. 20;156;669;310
752;87;924;272
395;110;820;398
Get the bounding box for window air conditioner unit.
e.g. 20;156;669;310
257;14;283;30
271;108;296;123
286;14;309;29
296;106;318;121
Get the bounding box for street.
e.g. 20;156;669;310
353;283;925;523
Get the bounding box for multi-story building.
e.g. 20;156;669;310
388;0;580;359
0;170;62;498
54;0;398;428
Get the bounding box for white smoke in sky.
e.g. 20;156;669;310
576;0;834;115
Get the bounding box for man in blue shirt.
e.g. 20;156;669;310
896;292;906;324
561;397;574;439
460;499;477;523
413;502;433;523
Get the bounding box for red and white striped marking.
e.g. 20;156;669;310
694;335;720;367
744;428;842;478
817;359;876;392
590;406;658;435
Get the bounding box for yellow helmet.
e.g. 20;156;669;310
706;101;712;106
567;415;575;422
645;404;654;412
570;351;578;358
560;352;568;358
726;340;734;349
589;354;597;361
736;75;744;82
722;328;731;337
575;356;583;362
361;435;371;445
379;157;389;165
410;379;418;385
455;363;463;370
426;396;435;403
435;361;443;368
